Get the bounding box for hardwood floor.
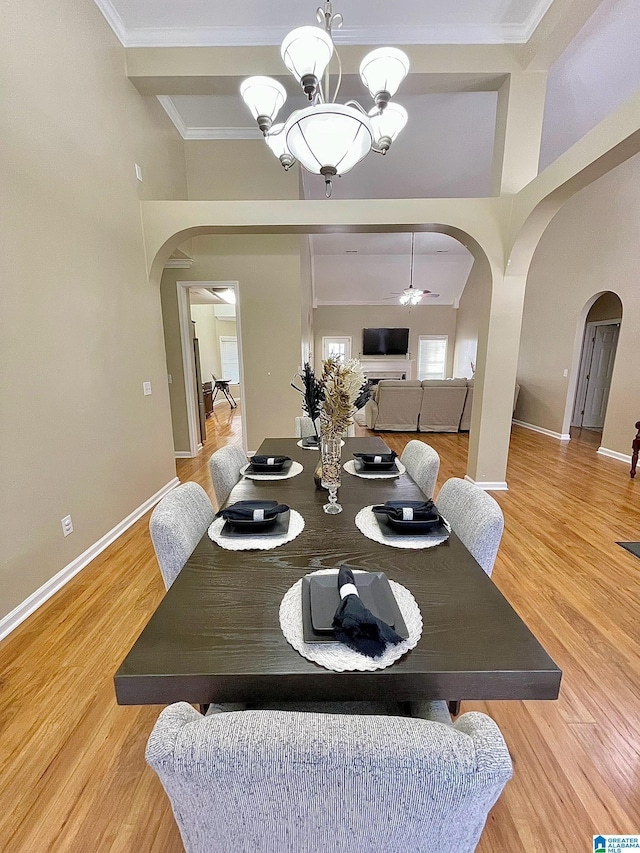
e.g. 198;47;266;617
0;418;638;852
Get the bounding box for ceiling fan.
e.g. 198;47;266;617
384;233;440;305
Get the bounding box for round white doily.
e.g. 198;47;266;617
241;461;303;480
279;569;422;672
355;506;451;550
296;439;344;450
208;509;305;551
343;459;406;479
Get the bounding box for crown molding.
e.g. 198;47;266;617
184;127;264;140
94;0;128;45
157;96;188;137
95;1;555;48
164;258;194;269
315;299;454;306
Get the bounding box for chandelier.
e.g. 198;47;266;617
240;2;410;197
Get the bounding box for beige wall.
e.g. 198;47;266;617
185;140;300;200
515;153;640;454
452;261;491;378
313;305;458;378
164;235;302;450
0;0;187;620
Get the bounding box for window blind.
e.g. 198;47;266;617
220;337;240;384
418;336;447;380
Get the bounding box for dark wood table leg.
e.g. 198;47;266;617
448;701;461;716
199;704;210;715
631;421;640;479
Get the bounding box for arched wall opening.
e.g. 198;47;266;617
153;223;497;470
565;291;623;438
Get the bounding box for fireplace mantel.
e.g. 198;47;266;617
360;357;415;380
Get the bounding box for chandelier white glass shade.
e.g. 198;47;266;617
280;26;334;97
239;76;287;134
368;102;408;153
240;2;409;197
359;47;411;107
285;104;373;184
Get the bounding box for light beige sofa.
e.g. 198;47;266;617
364;378;520;433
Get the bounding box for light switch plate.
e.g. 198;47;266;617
143;381;152;395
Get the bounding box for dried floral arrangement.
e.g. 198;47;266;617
320;357;370;437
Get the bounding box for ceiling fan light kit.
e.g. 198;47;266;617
240;2;409;197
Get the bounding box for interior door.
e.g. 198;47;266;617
582;323;620;429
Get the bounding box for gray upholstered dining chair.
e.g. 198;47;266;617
149;482;215;589
208;445;248;509
295;415;355;438
435;477;504;576
146;702;512;853
400;439;441;498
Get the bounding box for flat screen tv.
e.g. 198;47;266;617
362;328;409;356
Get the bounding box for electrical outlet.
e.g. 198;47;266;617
143;381;152;395
563;369;569;377
167;374;172;384
135;163;143;182
61;515;73;537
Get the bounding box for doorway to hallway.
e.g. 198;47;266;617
571;292;622;434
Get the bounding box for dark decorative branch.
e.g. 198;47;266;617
291;363;325;435
353;379;372;411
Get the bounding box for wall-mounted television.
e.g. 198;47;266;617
362;328;409;356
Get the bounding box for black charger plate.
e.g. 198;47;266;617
301;571;409;644
246;458;293;475
220;510;290;538
353;458;400;477
373;509;449;537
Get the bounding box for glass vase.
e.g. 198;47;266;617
321;435;342;514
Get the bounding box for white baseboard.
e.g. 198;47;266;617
512;419;571;441
464;475;508;491
597;447;632;465
174;450;192;458
0;476;180;643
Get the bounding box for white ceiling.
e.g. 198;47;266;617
96;0;554;46
311;233;475;306
539;0;640;169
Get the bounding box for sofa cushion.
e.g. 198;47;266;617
418;380;468;432
368;380;423;431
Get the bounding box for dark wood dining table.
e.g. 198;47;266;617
115;437;561;706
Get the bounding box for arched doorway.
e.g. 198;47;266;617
570;292;623;440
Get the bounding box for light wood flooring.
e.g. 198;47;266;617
1;412;638;852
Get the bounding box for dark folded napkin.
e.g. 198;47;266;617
353;451;397;464
216;500;289;521
332;565;403;659
372;499;439;522
250;455;290;468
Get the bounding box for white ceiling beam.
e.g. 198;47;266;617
491;72;548;196
126;45;521;96
517;0;607;70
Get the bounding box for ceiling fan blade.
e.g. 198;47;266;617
423;293;440;298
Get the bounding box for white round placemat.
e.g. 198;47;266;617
343;459;406;479
296;439;344;449
208;509;305;551
241;461;303;480
355;506;451;549
279;568;422;672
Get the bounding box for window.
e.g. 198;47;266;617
417;336;448;380
219;336;239;384
322;336;352;363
